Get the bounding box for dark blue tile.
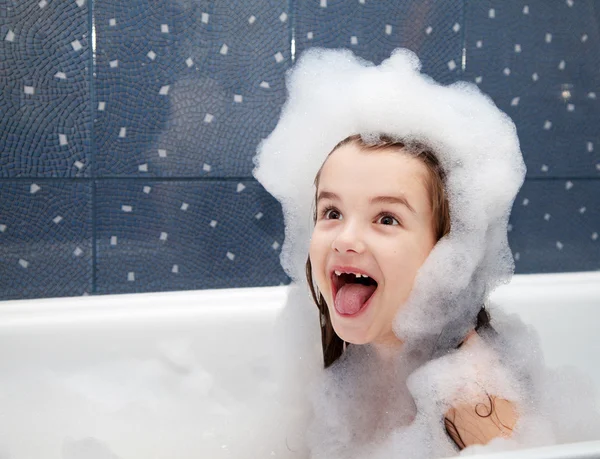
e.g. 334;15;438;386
0;180;93;300
95;179;289;294
464;0;600;178
294;0;464;84
509;178;600;274
0;0;91;177
94;0;289;177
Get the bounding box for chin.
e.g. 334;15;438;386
331;323;373;345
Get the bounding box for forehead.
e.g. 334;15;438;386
318;142;430;196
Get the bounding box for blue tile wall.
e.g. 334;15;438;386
0;0;598;300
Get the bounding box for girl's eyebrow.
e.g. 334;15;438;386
317;190;416;214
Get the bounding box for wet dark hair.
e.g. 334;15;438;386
304;134;499;450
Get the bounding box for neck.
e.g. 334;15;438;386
370;334;404;362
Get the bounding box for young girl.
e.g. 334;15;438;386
253;48;599;458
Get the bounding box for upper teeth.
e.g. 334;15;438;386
335;270;368;278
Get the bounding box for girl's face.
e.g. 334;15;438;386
309;142;437;346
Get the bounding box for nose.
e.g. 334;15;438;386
331;221;366;254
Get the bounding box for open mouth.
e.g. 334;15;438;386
332;271;378;317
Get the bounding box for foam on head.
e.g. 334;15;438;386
253;47;526;349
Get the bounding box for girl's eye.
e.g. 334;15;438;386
320;206;341;220
378;214;400;226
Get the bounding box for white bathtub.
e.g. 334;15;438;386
0;272;599;459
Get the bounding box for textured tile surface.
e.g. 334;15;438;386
95;179;288;294
0;0;91;177
0;180;93;299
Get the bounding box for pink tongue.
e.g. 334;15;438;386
334;284;377;315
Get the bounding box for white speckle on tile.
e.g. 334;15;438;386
30;183;41;194
544;213;551;221
565;181;573;190
543;120;552;130
109;18;116;26
558;60;566;70
589;92;597;99
59;134;68;146
186;57;194;67
280;12;288;22
53;216;63;224
109;59;118;68
556;241;564;250
55;71;67;80
110;236;118;245
320;0;327;7
503;67;511;76
255;212;263;220
159;85;170;95
272;241;280;250
476;40;483;48
39;0;47;8
566;0;574;6
204;113;214;123
237;183;246;193
545;33;552;43
522;198;529;206
98;101;106;111
541;164;549;172
511;97;520;106
447;60;456;71
532;72;539;81
147;50;156;60
5;30;15;42
160;232;168;241
138;163;148;172
307;31;314;39
579;207;586;214
220;44;228;55
128;272;135;281
0;224;6;232
203;163;211;172
359;0;365;4
507;224;513;232
19;259;29;269
158;149;167;157
202;12;209;24
121;205;133;212
74;247;83;257
234;94;243;103
567;103;575;111
180;202;189;211
425;26;433;35
597;163;600;171
475;76;483;84
248;15;256;24
72;40;83;51
592;232;598;241
161;24;169;33
119;127;127;138
587;142;594;152
350;36;358;45
143;186;151;194
488;8;495;18
226;252;235;261
210;220;217;228
260;81;270;88
274;52;284;63
523;5;529;14
514;252;520;261
514;44;521;53
172;264;179;273
24;86;35;95
452;23;460;33
581;34;588;43
385;25;392;35
74;160;84;170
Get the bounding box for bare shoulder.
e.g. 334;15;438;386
444;395;518;449
444;332;519;449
